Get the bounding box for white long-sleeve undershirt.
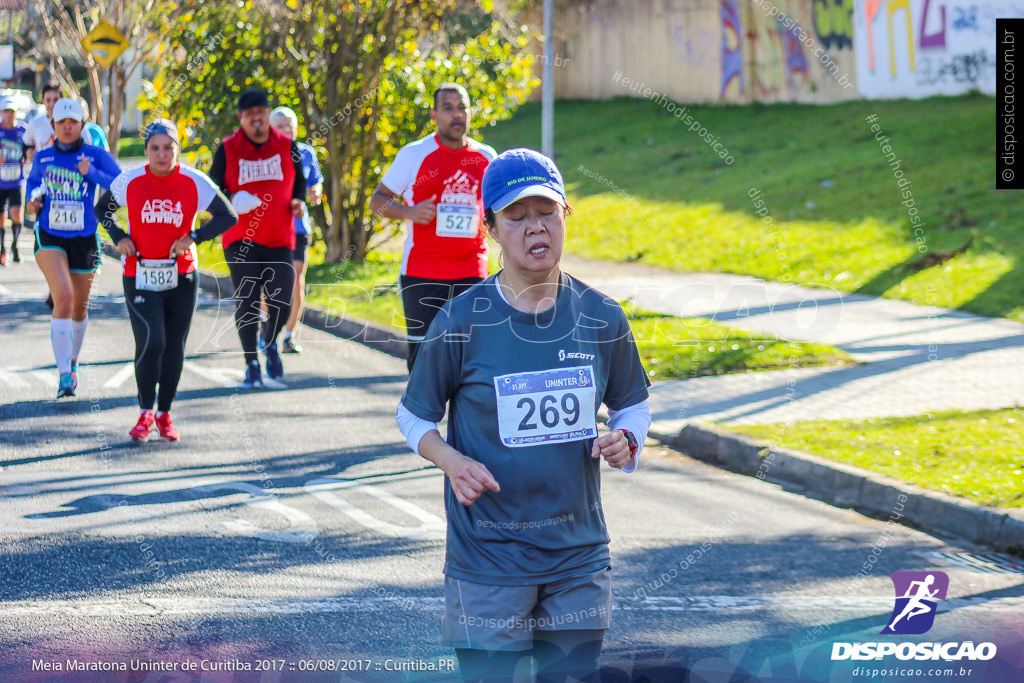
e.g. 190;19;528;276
395;399;651;473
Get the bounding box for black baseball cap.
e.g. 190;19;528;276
237;89;270;112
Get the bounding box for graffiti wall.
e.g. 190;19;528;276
855;0;1012;97
546;0;1014;103
550;0;856;103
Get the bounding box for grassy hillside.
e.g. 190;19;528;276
479;95;1019;321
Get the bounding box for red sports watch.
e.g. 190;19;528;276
620;429;639;458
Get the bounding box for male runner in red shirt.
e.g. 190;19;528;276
209;89;306;386
369;83;496;371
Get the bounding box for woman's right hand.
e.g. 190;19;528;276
444;451;501;506
27;197;44;214
117;237;137;257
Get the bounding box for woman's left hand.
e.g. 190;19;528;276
591;430;633;469
168;234;194;257
77;154;90;176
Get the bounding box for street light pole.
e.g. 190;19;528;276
541;0;553;159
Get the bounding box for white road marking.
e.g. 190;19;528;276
0;282;12;295
28;370;55;388
306;477;446;541
182;361;242;388
102;362;135;388
189;481;319;543
0;367;30;387
262;376;288;389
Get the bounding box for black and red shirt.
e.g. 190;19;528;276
212;126;301;250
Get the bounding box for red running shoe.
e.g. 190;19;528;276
156;412;180;441
129;411;156;442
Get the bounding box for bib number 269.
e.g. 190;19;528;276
517;393;581;431
494;366;597;448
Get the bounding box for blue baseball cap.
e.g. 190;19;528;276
482;148;566;213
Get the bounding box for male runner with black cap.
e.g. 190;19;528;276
209;89;306;387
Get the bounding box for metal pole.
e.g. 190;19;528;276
541;0;553;158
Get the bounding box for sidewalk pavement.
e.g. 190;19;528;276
559;256;1024;431
184;252;1024;553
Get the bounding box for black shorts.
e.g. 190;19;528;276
293;233;310;262
34;228;100;273
0;187;21;211
399;275;484;341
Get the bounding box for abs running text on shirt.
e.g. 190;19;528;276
400;273;651;585
25;144;121;238
110;164;221;276
0;122;26;188
380;133;496;280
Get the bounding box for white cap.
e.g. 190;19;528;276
52;98;84;122
0;97;15;112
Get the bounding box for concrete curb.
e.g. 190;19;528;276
100;245;409;360
656;421;1024;554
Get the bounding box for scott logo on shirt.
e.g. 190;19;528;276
141;198;184;228
559;350;595;362
238;156;283;185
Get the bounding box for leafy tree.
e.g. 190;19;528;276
144;0;537;263
29;0;177;149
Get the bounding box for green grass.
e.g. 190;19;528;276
478;94;1022;322
117;136;144;158
624;304;852;380
727;409;1024;508
196;236;850;378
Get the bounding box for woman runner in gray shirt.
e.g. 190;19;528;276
398;148;651;682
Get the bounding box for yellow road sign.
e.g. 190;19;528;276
81;20;130;68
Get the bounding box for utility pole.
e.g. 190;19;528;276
541;0;553;158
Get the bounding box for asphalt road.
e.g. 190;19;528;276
2;241;1023;682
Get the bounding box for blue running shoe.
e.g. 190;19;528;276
57;372;76;398
242;360;263;388
263;341;284;380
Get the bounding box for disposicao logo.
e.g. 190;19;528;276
881;571;948;635
831;570;997;663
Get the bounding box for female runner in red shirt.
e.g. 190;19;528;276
97;120;237;441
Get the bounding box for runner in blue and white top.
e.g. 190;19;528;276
269;106;324;354
396;148;651;681
25;98;121;398
0;97;27;266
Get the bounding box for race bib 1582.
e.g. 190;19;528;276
493;365;597;448
136;259;178;292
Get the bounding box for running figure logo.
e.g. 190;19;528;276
881;571;949;635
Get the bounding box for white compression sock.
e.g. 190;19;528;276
71;317;88;364
51;318;73;374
